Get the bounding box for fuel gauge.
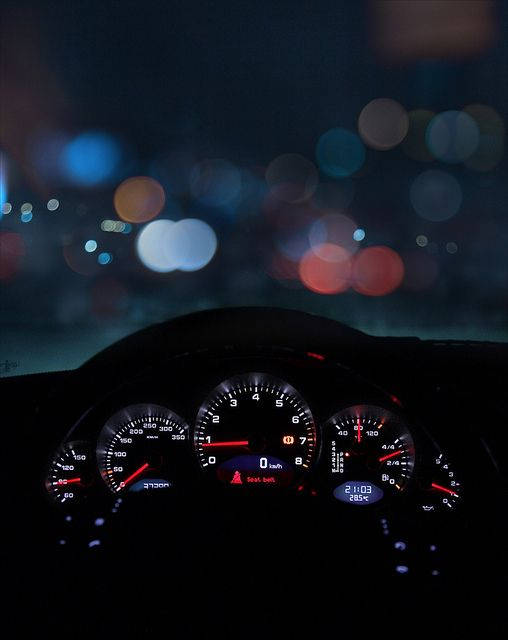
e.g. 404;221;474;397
45;441;93;505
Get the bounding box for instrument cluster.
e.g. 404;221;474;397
44;353;463;516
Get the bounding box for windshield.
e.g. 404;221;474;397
1;0;507;376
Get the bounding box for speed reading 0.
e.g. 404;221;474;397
194;373;317;487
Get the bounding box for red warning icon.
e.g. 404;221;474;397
230;470;242;485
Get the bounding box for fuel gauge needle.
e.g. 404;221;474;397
119;462;149;490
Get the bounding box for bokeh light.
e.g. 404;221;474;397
358;98;409;150
316;128;366;178
84;240;97;253
163;218;217;272
1;202;12;215
352;246;404;296
265;153;318;203
136;218;217;273
410;170;462;222
299;243;352;294
309;212;358;255
20;202;33;213
446;241;458;254
416;234;428;247
190;159;242;207
47;199;59;211
463;104;505;172
114;176;166;223
426;111;480;163
401;110;436;162
21;212;33;223
353;228;365;242
98;252;112;265
61;131;123;186
0;232;25;280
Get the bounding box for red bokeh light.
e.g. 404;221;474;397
352;246;404;296
299;243;351;294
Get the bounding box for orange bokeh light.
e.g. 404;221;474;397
114;176;165;223
299;243;351;294
352;246;404;296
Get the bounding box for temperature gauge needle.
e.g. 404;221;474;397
431;482;458;497
119;462;149;489
202;440;249;448
378;450;403;463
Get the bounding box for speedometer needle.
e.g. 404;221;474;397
378;450;403;463
202;440;249;448
119;462;149;489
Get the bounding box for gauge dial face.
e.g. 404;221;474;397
45;441;92;504
194;373;317;488
325;405;415;505
97;404;189;493
422;453;462;512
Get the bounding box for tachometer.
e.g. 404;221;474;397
45;441;92;504
194;373;317;488
325;405;415;505
97;404;189;493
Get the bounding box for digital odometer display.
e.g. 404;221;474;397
194;373;317;488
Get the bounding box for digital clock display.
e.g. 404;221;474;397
333;480;384;505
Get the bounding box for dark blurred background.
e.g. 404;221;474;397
1;0;507;375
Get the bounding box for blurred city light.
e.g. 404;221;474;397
114;176;166;223
136;218;217;273
190;159;241;207
353;228;365;242
47;199;59;211
410;170;462;222
401;110;436;163
163;218;217;272
358;98;409;150
299;243;352;294
352;246;404;296
1;202;12;215
309;213;358;255
20;202;33;213
84;240;98;253
21;211;33;223
416;234;428;247
265;153;318;203
98;252;112;265
316;128;366;178
61;131;123;187
426;111;479;163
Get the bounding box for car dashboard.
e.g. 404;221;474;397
5;308;508;637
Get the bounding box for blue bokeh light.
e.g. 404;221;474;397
61;132;122;186
353;228;366;242
21;211;33;223
84;240;98;253
316;128;366;178
410;170;462;222
98;252;112;265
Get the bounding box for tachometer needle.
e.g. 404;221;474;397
356;419;362;444
202;440;249;448
378;450;403;463
56;477;81;485
431;482;458;497
119;462;149;489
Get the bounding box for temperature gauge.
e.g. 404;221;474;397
45;441;92;505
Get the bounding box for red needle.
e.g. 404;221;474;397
378;450;403;463
202;440;249;448
120;462;149;489
356;419;362;444
431;482;458;497
57;477;81;485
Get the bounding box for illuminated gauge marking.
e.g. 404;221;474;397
425;453;462;512
194;373;317;488
97;404;189;493
325;405;416;503
45;441;92;504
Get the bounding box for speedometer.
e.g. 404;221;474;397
194;373;317;488
97;404;189;493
